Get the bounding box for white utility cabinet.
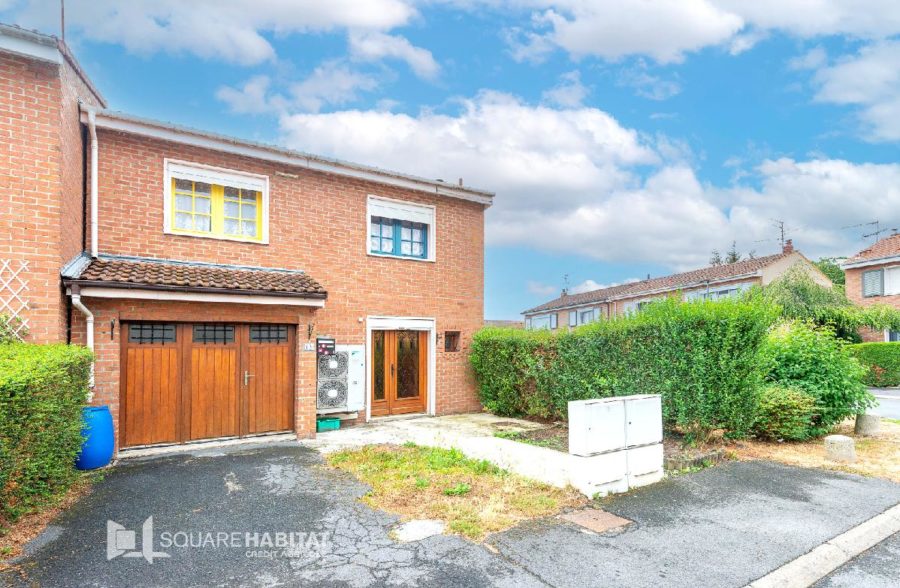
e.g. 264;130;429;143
339;344;366;412
567;394;664;495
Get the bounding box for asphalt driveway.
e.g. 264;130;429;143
4;443;900;587
870;387;900;420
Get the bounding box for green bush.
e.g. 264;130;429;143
0;343;92;522
846;342;900;387
0;313;25;344
752;385;816;441
760;321;874;436
471;297;779;441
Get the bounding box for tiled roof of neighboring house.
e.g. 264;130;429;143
484;319;525;329
843;234;900;266
63;255;327;298
524;252;792;314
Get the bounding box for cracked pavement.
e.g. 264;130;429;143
4;443;899;587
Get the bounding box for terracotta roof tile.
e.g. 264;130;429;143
845;234;900;264
524;252;791;314
65;256;326;298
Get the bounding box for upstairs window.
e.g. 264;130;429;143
165;160;268;244
367;196;435;261
863;269;884;297
370;216;428;259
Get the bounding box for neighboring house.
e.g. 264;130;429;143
523;241;831;330
484;319;525;329
0;24;493;452
842;234;900;342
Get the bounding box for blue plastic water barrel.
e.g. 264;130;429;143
75;406;114;470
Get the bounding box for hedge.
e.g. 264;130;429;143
752;385;816;441
760;321;873;436
847;342;900;387
0;344;92;522
471;297;779;441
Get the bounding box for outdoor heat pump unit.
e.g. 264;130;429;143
316;344;365;414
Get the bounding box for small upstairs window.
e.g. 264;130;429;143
863;269;884;298
165;160;268;244
367;196;435;261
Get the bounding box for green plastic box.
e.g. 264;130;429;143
316;417;341;432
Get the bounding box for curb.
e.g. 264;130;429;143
746;502;900;588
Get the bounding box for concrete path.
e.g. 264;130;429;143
869;387;900;420
4;442;899;587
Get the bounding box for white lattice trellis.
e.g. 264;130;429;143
0;259;30;340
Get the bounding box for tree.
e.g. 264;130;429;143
814;257;846;287
709;250;723;266
725;241;742;264
750;266;900;341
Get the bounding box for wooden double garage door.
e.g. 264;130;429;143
121;322;295;448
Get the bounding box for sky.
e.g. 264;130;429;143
3;1;899;319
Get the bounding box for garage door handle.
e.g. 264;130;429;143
244;371;254;386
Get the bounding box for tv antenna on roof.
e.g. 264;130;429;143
863;227;898;242
60;0;65;41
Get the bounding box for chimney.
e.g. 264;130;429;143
561;288;568;297
782;239;794;254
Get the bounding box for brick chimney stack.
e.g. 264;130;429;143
782;239;794;254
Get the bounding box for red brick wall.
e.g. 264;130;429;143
0;52;64;343
0;50;101;343
846;265;898;342
74;129;486;438
844;265;900;309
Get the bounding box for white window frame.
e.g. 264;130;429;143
569;310;578;327
530;314;553;330
163;159;270;244
863;269;884;298
884;266;900;296
579;308;596;325
367;195;436;262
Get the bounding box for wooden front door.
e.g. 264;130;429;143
370;330;428;417
121;322;295;447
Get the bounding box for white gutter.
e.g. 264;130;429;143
80;110;494;206
70;292;95;391
841;255;900;270
87;109;98;258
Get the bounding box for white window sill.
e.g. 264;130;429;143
164;229;269;245
367;251;435;263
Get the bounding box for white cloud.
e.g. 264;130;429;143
788;46;827;71
810;40;900;141
273;89;900;268
617;62;681;101
533;0;743;64
278;90;657;213
217;62;378;114
348;31;441;79
10;0;418;64
541;70;589;107
527;281;558;297
216;75;279;114
495;1;900;66
289;62;380;113
716;0;900;40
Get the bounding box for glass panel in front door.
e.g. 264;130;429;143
373;330;386;401
396;331;420;399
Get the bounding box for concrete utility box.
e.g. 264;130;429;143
568;394;664;496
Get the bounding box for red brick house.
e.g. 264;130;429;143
523;242;831;329
842;234;900;342
0;24;493;451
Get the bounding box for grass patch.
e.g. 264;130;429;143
495;423;568;452
729;418;900;482
327;444;584;540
